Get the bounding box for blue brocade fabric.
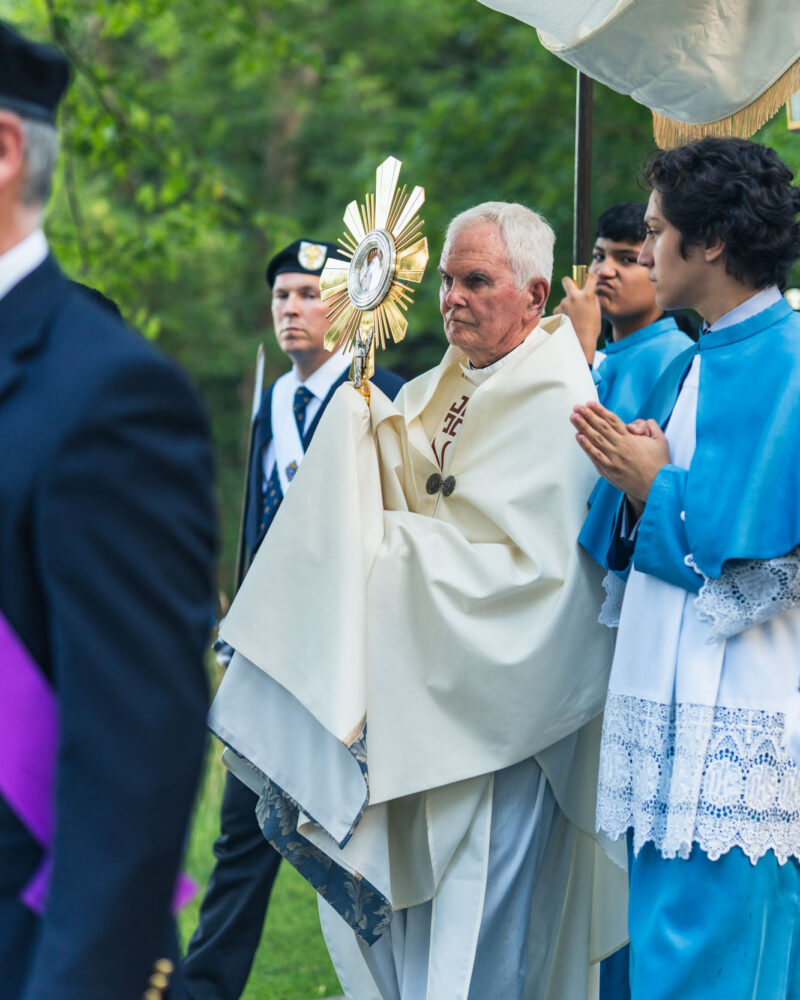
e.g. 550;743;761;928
250;725;393;945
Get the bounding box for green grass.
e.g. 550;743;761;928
179;737;342;1000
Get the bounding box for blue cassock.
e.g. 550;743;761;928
581;297;800;585
0;256;217;1000
244;365;405;557
594;316;692;422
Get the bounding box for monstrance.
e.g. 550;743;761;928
320;156;429;402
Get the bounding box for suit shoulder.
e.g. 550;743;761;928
50;286;206;422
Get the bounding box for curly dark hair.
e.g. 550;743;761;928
596;201;647;245
644;137;800;291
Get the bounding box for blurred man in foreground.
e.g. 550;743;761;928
0;21;216;1000
210;202;625;999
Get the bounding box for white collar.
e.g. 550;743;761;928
290;350;350;400
461;325;541;386
707;285;782;332
0;229;48;304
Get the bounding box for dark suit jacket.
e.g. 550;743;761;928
0;257;216;1000
244;364;404;556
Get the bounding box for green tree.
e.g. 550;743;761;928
7;0;800;587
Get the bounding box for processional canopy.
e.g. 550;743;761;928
477;0;800;147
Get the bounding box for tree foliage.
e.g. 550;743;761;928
7;0;800;586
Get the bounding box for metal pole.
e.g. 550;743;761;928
572;71;594;288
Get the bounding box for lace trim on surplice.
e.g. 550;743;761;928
688;546;800;642
598;571;626;628
597;692;800;864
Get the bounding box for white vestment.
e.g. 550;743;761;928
212;315;627;999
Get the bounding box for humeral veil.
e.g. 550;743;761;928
211;315;626;998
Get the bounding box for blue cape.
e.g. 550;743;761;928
580;297;800;588
595;316;692;423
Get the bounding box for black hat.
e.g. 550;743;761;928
0;21;70;124
265;239;349;288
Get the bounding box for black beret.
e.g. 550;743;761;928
0;21;70;124
265;239;349;288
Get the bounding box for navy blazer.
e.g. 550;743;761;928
0;257;216;1000
244;364;404;556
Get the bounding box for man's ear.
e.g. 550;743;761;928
0;112;25;193
703;237;726;264
527;277;550;316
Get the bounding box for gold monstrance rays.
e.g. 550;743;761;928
320;156;429;394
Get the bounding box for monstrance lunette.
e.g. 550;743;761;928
320;156;429;402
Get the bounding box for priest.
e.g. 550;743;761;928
211;202;625;999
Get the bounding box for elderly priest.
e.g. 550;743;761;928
210;202;625;999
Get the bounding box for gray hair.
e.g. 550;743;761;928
20;117;59;207
443;202;555;289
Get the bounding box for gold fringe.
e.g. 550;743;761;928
652;55;800;149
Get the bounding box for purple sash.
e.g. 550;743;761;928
0;611;196;914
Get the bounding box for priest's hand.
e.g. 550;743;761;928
553;273;602;366
571;402;671;510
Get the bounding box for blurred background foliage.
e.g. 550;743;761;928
8;0;800;592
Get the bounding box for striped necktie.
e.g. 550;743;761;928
293;385;314;440
258;386;315;541
259;463;283;536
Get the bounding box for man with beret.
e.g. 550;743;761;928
0;21;216;1000
180;239;403;1000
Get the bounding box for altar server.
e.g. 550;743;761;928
556;200;693;421
574;137;800;1000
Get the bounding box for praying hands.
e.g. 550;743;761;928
571;401;671;516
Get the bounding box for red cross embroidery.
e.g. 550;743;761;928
442;395;469;437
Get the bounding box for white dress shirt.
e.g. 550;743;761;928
263;351;350;495
0;229;48;303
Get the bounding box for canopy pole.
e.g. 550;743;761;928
572;71;594;289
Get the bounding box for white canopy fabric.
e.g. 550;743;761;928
478;0;800;143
